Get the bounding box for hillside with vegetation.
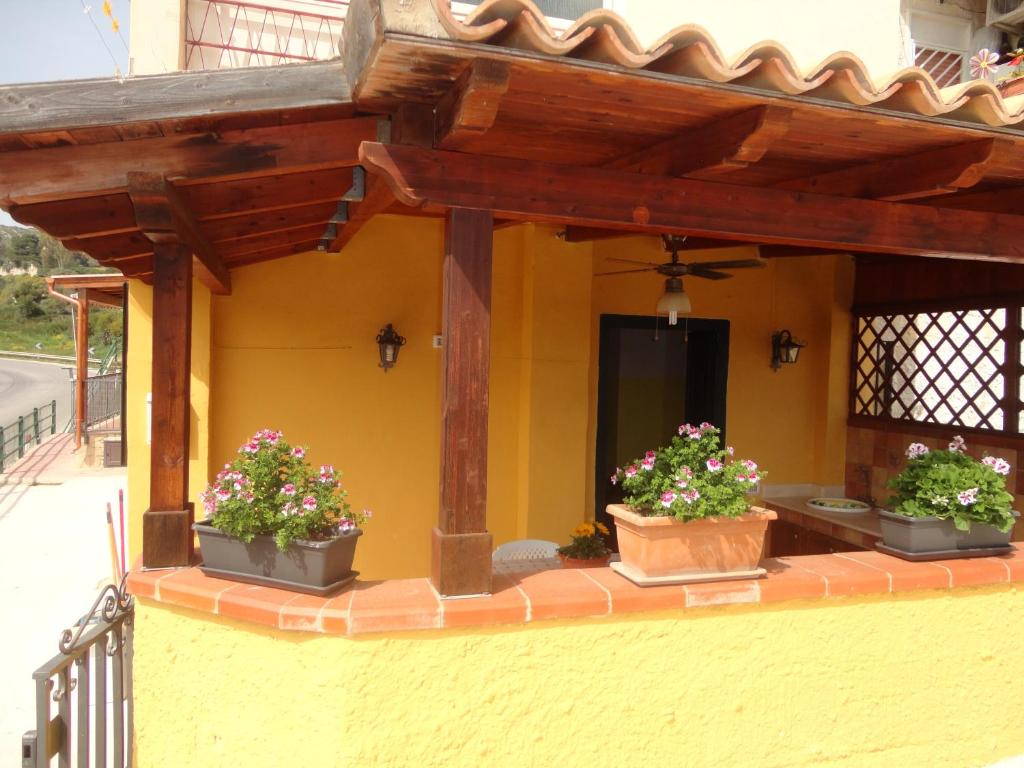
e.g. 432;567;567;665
0;225;123;357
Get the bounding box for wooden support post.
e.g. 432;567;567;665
432;208;494;597
142;243;194;569
74;290;89;449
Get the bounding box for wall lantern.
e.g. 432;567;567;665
376;323;406;373
771;329;805;371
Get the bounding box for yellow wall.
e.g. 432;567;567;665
132;585;1024;767
128;0;185;75
587;236;853;509
125;222;853;579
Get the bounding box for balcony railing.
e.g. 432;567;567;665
185;0;348;70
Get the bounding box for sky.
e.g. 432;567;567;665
0;0;131;227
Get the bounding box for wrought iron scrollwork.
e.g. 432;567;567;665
58;574;134;655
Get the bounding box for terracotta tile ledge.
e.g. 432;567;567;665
126;548;1024;636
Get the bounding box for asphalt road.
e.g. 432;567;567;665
0;358;72;434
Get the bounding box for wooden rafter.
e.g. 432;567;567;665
602;105;792;177
0;117;382;205
776;138;1009;201
127;172;231;295
359;141;1024;262
435;60;511;150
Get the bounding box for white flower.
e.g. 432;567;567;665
949;435;966;453
906;443;929;460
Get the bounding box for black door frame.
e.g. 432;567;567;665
594;314;730;533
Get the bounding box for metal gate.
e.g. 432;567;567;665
22;578;133;767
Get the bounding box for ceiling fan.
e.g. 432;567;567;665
596;235;766;324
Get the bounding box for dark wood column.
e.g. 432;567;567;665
142;243;194;568
432;208;494;597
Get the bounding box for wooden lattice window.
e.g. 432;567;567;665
851;307;1021;432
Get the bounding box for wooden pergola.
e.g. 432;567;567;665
45;274;127;450
5;0;1024;594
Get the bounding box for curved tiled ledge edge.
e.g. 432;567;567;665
126;549;1024;636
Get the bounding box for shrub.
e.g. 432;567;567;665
557;522;611;560
611;423;763;521
886;436;1015;532
200;429;369;550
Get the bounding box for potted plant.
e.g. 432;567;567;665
607;423;774;586
195;429;370;595
557;522;612;568
878;436;1018;560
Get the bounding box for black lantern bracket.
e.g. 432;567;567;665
771;329;805;371
376;323;406;373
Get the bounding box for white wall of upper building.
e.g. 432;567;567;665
127;0;1008;87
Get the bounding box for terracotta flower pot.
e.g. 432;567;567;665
606;504;776;586
999;78;1024;98
557;552;612;569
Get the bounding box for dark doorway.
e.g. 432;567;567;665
595;315;730;544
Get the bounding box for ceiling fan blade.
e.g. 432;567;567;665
688;269;733;280
594;268;658;276
690;259;766;270
606;257;661;267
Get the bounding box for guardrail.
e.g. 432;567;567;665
1;400;57;473
0;350;102;365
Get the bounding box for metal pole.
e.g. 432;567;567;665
32;408;40;445
17;416;25;459
51;401;56;435
0;425;5;472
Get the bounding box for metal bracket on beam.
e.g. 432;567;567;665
330;201;349;224
342;167;366;202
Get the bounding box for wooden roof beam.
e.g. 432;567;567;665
602;105;792;177
0;59;351;136
434;60;511;151
359;142;1024;262
776;138;1008;201
0;116;382;206
127;172;231;295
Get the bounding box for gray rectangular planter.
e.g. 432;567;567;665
878;509;1017;559
194;520;361;596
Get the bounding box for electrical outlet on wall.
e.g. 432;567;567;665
432;335;443;349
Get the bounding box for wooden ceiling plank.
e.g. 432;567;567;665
602;105;793;177
127;172;231;295
218;225;328;258
226;242;320;269
359;141;1024;262
64;231;152;261
435;60;511;151
0;60;351;136
10;193;138;239
204;201;338;243
776;138;1009;201
185;168;356;222
0;116;382;206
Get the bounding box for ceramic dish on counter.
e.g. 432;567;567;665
806;498;872;513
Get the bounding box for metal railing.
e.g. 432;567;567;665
0;400;57;473
185;0;348;70
22;579;134;768
85;373;123;431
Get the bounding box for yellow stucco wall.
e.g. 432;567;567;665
128;0;185;75
132;585;1024;767
124;222;852;579
588;236;853;499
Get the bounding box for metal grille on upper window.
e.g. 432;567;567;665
852;309;1009;431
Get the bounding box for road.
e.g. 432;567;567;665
0;357;72;434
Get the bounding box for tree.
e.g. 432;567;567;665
11;231;40;267
11;277;48;318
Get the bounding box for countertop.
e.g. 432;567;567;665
762;496;883;539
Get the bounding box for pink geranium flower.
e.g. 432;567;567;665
982;456;1011;476
302;495;317;511
282;483;296;496
706;458;723;472
949;435;966;453
741;459;758;472
624;465;638;478
641;451;656;471
659;491;677;508
906;443;929;460
291;446;305;459
682;489;700;504
610;470;620;485
215;488;231;502
958;488;978;506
